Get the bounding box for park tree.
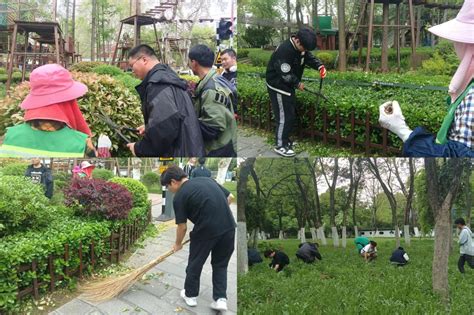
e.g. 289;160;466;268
425;158;467;302
319;157;339;247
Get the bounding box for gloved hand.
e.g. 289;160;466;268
318;65;327;79
378;101;413;142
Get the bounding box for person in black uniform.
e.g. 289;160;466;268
221;48;237;87
248;248;263;267
161;165;236;312
25;158;54;199
264;249;290;272
296;242;322;263
266;27;327;157
389;247;410;266
190;157;212;178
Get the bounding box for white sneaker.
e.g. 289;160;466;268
210;298;228;311
180;289;197;307
378;101;413;142
273;146;296;157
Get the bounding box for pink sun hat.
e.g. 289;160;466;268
428;0;474;44
20;64;88;110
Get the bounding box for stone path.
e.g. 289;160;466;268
50;196;237;315
237;126;309;157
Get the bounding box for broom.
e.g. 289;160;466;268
80;239;190;302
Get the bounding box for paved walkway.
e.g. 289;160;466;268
237;126;309;157
50;196;237;315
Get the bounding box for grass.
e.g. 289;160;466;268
238;238;474;315
223;181;237;200
146;184;162;194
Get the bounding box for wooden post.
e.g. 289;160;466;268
408;0;416;69
323;109;328;144
48;255;55;292
78;242;83;278
21;31;28;81
54;25;60;64
396;4;401;72
64;244;70;277
365;112;370;155
350;110;355;153
111;23;123;65
32;260;39;299
381;1;389;72
6;23;18;91
134;17;139;47
90;242;95;270
109;232;113;263
365;0;375;72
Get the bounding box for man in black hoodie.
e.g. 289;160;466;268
25;158;53;199
126;44;205;157
296;242;322;263
266;27;326;157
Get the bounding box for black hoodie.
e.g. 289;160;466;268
135;64;205;157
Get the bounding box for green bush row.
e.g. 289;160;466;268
239;66;450;152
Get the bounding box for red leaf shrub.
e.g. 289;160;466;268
64;178;133;220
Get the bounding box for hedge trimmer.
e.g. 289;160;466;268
96;109;138;144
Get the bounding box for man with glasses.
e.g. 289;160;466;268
126;44;205;157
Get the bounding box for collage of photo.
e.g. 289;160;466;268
0;0;472;314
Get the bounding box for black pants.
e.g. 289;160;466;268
458;254;474;273
185;229;235;301
296;254;315;264
268;87;296;148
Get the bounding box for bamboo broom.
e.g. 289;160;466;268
80;239;190;302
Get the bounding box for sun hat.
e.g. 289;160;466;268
428;0;474;44
72;165;82;173
20;64;88;110
80;161;95;170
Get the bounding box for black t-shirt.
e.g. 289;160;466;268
272;251;290;266
173;177;236;240
191;166;211;178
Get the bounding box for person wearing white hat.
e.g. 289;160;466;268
379;0;474;157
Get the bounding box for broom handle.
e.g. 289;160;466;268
139;239;191;275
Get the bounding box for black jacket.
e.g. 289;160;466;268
390;248;408;264
266;37;323;95
296;242;322;263
222;70;237;87
135;64;205;157
190;166;211;178
25;165;53;199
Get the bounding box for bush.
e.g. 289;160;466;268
0;68;6;75
237;48;250;59
92;64;124;76
109;177;149;207
69;61;105;72
0;72;143;155
0;175;55;237
0;74;6;83
92;168;114;181
115;74;141;95
64;178;133;220
0;218;110;312
0;162;28;176
316;52;336;69
239;66;450;152
142;172;160;188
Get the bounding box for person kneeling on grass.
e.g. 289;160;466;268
248;248;263;267
360;241;378;262
378;0;474;157
454;218;474;274
296;242;322;263
162;165;236;311
264;249;290;272
389;247;410;266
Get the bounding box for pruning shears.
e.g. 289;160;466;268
96;109;138;144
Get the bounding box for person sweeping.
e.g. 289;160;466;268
161;165;236;311
0;64;95;157
379;0;474;157
266;26;327;157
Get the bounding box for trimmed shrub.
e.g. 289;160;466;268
0;162;28;176
64;178;133;220
109;177;149;207
0;72;143;155
92;64;124;76
69;61;105;72
92;168;114;181
141;172;160;188
316;52;335;69
0;68;6;75
0;175;55;237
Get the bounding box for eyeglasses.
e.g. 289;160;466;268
129;55;144;69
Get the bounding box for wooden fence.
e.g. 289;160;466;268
15;210;151;301
239;100;401;155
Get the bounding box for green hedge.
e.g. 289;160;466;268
92;168;114;180
239;66;450;151
0;162;28;176
109;177;149;208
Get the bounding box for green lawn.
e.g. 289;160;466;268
239;238;474;314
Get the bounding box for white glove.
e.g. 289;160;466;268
378;101;412;142
97;134;112;148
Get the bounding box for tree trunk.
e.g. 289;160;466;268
331;226;339;247
286;0;291;37
381;2;389;72
317;227;327;245
404;224;410;246
342;226;347;248
310;227;317;241
216;158;232;184
279;230;284;240
354;225;359;237
237;222;248;274
432;203;451;302
337;0;346;71
300;227;306;243
395;225;401;248
91;0;97;61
